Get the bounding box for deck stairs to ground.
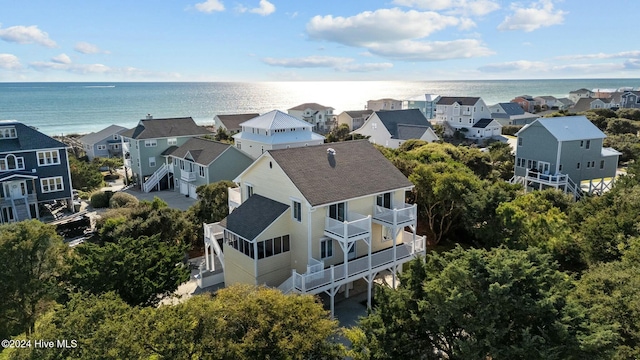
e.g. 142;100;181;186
10;198;30;221
510;171;584;200
142;163;169;193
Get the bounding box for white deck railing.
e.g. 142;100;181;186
373;203;417;227
324;212;371;242
288;231;425;294
204;222;225;271
524;169;569;185
228;187;241;211
142;163;169;193
181;170;197;182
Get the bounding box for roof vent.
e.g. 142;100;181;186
327;148;336;155
146;114;153;119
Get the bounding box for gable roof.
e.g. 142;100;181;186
519;116;605;141
121;117;211;140
78;124;128;145
268;140;412;206
570;97;603;113
472;118;495;128
436;96;480;106
343;110;373;118
396;124;429;140
288;103;334;111
0;120;66;153
166;137;237;165
215;113;260;131
240;110;313;130
221;194;289;240
374;109;432;139
495;102;525;116
570;88;593;94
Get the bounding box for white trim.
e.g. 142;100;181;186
40;176;64;193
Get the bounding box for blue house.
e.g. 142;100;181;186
78;124;128;160
0;120;73;223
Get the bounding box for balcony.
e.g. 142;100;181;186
0;193;37;207
372;203;417;227
181;170;197;182
124;158;131;167
286;231;425;294
228;187;241;212
324;212;371;243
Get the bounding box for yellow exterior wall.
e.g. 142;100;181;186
223;247;256;286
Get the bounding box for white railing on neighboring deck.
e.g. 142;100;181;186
204;222;225;272
181;170;197;182
324;212;371;242
373;203;417;227
287;231;425;294
142;163;169;193
228;187;241;212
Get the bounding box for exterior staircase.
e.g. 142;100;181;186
142;163;169;193
10;198;31;221
510;170;584;200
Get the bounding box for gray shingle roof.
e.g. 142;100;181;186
344;110;373;118
78;124;127;145
166;138;234;165
215;113;260;131
288;103;334;111
221;194;289;240
0;121;66;153
121;117;211;140
268;140;412;206
497;102;525;116
396;124;429;140
436;96;480;106
375;109;432;139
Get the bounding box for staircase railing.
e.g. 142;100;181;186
142;163;169;193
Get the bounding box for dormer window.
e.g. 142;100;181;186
0;127;17;139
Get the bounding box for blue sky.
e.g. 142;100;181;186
1;0;640;82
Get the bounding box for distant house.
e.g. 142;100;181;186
403;94;440;119
513;116;621;198
287;103;336;133
232;110;325;159
165;138;254;199
120;115;212;192
366;98;402;111
0;120;73;223
555;98;575;110
534;96;558;110
620;90;640;108
213;113;260;135
510;95;539;113
568;88;595;104
78;124;128;161
435;96;501;140
200;140;425;315
351;109;439;149
336;110;373;131
490;103;538;126
571;98;615;113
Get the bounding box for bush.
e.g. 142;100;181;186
90;191;113;208
501;125;522;136
109;192;139;208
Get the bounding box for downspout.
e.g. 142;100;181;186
307;204;316;269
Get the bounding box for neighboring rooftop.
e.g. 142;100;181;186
343;110;373;118
0;120;66;152
375;109;432;139
166;137;233;165
288;103;334;111
493;102;525;116
436;96;481;106
518;116;606;141
472;118;494;129
121;116;211;140
220;194;289;240
268;140;413;206
78;124;128;145
215;113;260;131
396;124;431;140
240;110;313;130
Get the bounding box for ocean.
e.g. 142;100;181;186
1;79;639;136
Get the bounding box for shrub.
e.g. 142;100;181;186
90;191;112;208
109;192;139;208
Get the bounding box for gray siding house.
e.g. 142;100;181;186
165;138;254;199
120;115;211;192
0;120;73;223
514;116;621;197
78;124;128;160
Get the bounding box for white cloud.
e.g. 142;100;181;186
0;54;21;70
368;39;494;61
306;8;460;47
0;25;57;48
250;0;275;16
624;59;640;70
478;60;548;72
194;0;225;13
75;42;109;55
29;60;181;79
556;50;640;61
392;0;500;16
477;60;625;75
498;0;566;32
51;54;72;64
262;56;392;72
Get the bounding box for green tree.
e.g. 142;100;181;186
66;234;190;307
68;153;104;191
214;127;231;142
487;141;515;180
348;247;598;360
0;220;67;339
92;156;123;174
185;180;236;245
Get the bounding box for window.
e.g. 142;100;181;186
329;202;346;222
377;192;392;209
600;160;605;169
580;140;584;147
586;161;591;169
167;138;177;145
0;127;17;139
320;238;333;259
256;235;290;260
145;139;157;147
199;165;205;177
112;144;120;149
559;164;563;171
37;150;60;166
149;157;156;167
113;134;119;140
292;200;301;222
371;123;377;130
236;141;241;150
586;140;591;149
246;184;253;198
576;162;581;169
40;177;63;193
0;155;25;171
518;137;523;146
97;145;107;150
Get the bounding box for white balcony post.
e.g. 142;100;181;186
330;266;335;318
344;238;349;298
392;227;397;288
204;241;210;270
367;237;372;309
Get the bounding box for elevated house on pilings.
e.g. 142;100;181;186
512;116;621;199
200;140;426;317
